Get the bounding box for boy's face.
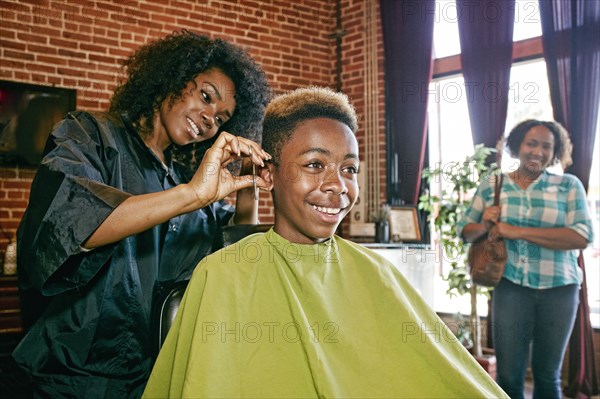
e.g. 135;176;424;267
270;117;359;244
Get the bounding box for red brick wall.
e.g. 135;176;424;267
342;0;386;205
0;0;388;258
340;0;386;237
0;168;34;250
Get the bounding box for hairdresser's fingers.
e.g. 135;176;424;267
207;132;271;167
230;174;270;191
223;133;271;164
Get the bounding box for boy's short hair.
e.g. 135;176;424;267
262;87;358;166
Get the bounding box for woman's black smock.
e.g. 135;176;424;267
13;111;232;398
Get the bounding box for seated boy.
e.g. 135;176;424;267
143;87;507;398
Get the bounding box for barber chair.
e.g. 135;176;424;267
151;224;272;358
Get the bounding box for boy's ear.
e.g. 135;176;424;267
259;163;274;191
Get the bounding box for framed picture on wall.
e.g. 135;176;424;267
389;206;422;243
0;80;76;166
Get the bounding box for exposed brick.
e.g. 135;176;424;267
64;21;79;32
0;200;29;209
62;78;77;87
108;47;131;58
56;67;86;78
0;2;29;13
140;3;165;14
0;29;17;39
96;63;121;74
48;75;62;85
11;209;25;220
77;11;109;24
78;99;101;109
63;31;92;42
90;19;121;31
0;38;27;51
166;8;189;19
168;1;189;10
0;169;18;179
13;71;29;80
70;16;94;28
25;62;57;74
30;73;47;83
28;44;58;55
17;169;37;180
3;49;34;61
89;53;117;64
67;59;98;70
6;191;24;200
49;37;79;50
48;18;63;28
80;43;107;53
0;0;385;237
0;59;25;70
16;32;48;44
82;72;112;83
0;221;20;231
93;27;107;37
30;26;62;38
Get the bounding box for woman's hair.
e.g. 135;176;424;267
505;119;573;169
261;86;358;166
110;30;270;174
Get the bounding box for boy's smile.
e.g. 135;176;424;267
270;117;359;244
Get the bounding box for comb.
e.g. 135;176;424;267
250;147;257;200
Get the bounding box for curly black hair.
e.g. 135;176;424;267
110;30;270;174
505;119;573;169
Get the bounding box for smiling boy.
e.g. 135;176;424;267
143;87;508;398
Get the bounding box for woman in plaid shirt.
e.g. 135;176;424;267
458;120;594;399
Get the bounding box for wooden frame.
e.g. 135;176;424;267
389;206;421;243
0;80;76;166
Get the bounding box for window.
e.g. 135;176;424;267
433;0;542;59
513;0;542;41
428;0;600;328
584;126;600;328
432;1;460;59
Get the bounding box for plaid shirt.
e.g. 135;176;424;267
458;171;594;289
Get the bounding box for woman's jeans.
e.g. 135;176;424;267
492;278;579;399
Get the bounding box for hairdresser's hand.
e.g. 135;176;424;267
189;131;271;205
482;206;500;232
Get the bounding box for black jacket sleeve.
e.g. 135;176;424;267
17;112;130;297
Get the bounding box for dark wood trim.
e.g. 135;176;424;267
433;36;543;78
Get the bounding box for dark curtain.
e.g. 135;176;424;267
456;0;515;351
457;0;515;154
380;0;434;205
540;1;600;397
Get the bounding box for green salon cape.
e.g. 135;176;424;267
144;229;507;398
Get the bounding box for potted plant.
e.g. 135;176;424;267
452;312;473;350
418;144;498;373
370;203;391;243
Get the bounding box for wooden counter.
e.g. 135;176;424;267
0;276;23;335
